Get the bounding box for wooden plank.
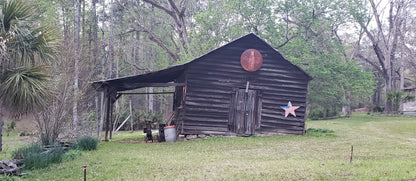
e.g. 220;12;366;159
118;91;175;95
183;116;228;124
185;101;230;109
261;112;305;121
257;128;304;135
185;106;230;114
183;125;228;132
261;124;304;130
186;92;233;100
182;129;228;135
256;93;263;130
186;96;231;104
246;90;256;135
250;84;308;92
260;119;304;127
124;82;185;88
185;112;229;118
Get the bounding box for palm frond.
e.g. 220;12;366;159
1;0;57;67
0;0;36;32
0;66;51;115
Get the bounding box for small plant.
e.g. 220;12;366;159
5;121;16;136
77;136;98;151
387;90;415;113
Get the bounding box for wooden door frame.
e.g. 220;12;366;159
228;88;262;135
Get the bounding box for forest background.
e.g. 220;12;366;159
1;0;416;146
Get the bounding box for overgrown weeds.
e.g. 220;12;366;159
12;144;64;170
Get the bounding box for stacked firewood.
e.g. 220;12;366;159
0;159;26;176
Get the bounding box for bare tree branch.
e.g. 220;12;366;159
356;53;385;77
132;25;180;61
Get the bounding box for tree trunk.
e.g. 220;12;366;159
131;31;141;110
92;0;100;139
98;92;105;140
135;31;140;75
73;0;81;133
81;0;85;39
108;0;114;79
0;103;3;152
99;0;106;140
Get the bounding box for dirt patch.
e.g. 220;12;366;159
2;113;37;134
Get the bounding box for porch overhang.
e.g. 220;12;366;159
91;64;185;92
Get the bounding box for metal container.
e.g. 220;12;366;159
164;125;177;142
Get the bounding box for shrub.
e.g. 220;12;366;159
308;108;324;120
77;136;98;151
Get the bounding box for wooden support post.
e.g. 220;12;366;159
109;99;114;140
350;145;354;163
104;91;111;141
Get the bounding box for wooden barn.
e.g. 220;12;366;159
92;33;312;139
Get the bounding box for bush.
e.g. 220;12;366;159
77;136;98;151
308;108;324;120
12;144;64;170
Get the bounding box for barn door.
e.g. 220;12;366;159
230;89;259;135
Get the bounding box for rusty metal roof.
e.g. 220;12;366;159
91;33;312;92
91;64;185;91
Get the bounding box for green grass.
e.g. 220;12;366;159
0;132;32;160
7;114;416;180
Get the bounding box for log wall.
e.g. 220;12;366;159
177;34;310;135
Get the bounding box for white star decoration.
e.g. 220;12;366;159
280;101;300;117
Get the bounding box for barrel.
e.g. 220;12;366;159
164;125;177;142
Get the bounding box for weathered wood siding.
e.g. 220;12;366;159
179;34;310;135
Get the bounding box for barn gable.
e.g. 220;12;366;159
176;33;312;136
184;33;311;80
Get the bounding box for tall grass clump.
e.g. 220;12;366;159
77;136;98;151
12;144;64;170
0;175;18;181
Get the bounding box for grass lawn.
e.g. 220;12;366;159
0;132;34;160
7;114;416;180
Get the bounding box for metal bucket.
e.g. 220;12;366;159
164;125;177;142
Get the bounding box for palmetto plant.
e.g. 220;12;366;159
0;0;58;151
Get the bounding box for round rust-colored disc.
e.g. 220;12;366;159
240;49;263;72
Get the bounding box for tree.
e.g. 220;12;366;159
0;0;57;151
349;0;416;112
275;0;376;117
190;0;376;118
73;0;81;132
